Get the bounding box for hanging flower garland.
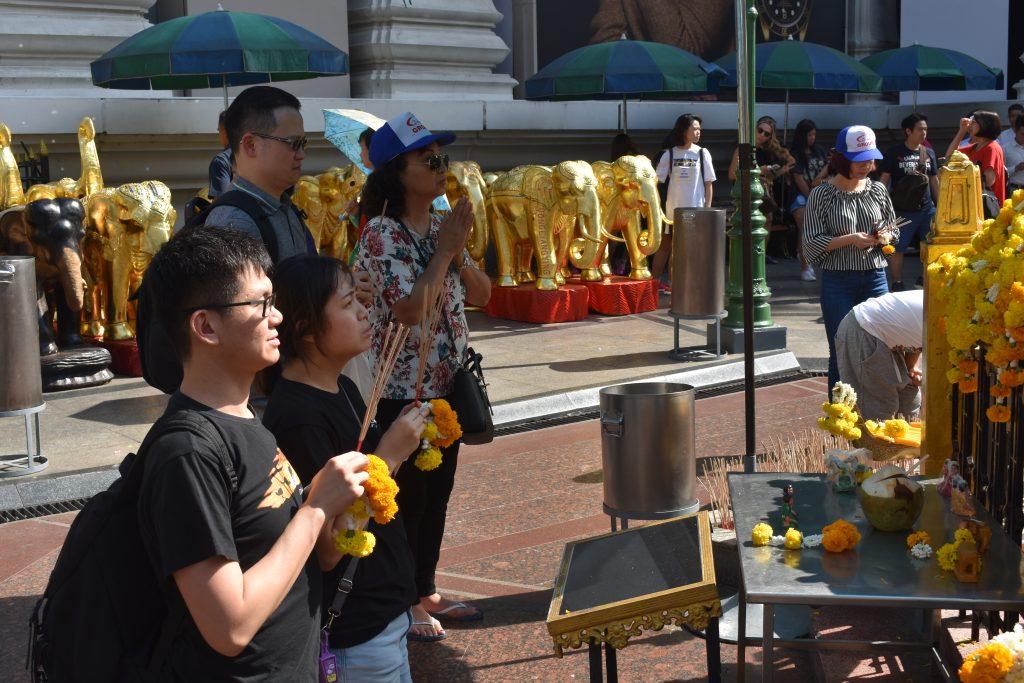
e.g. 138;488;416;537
333;454;400;557
817;381;862;441
414;399;463;471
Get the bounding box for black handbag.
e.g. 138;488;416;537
396;220;495;444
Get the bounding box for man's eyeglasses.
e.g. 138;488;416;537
756;128;772;137
251;132;308;152
183;292;277;318
414;153;450;171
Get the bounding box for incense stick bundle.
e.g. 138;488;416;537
357;321;410;449
413;284;446;401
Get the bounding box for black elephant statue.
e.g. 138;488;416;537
0;198;87;355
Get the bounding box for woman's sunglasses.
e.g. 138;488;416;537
415;153;450;171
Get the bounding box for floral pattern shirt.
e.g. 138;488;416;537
357;214;470;400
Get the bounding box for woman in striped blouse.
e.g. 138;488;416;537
804;125;899;391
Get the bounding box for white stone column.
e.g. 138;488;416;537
0;0;154;95
347;0;515;100
510;0;536;99
845;0;898;105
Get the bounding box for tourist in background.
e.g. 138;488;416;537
358;112;491;633
803;125;897;391
610;132;640;160
788;119;830;282
1004;115;1024;195
879;113;939;291
997;103;1023;150
946;110;1006;207
653;113;715;294
208;111;234;199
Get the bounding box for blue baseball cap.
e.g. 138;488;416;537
368;112;456;169
835;125;884;162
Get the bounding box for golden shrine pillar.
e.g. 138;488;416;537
921;152;983;475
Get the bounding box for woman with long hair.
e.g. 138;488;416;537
788;119;830;281
803;125;898;392
652;113;716;292
728;116;795;262
263;254;437;677
356;113;491;631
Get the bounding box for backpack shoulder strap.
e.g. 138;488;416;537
130;410;239;495
201;189;279;263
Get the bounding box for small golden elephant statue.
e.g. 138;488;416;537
82;181;175;340
486;161;605;291
319;165;366;262
571;155;671;282
445;161;489;265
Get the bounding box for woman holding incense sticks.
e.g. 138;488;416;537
356;113;491;629
263;254;441;673
803;125;900;393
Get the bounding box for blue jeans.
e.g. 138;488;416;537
330;610;413;683
820;269;889;391
895;205;936;253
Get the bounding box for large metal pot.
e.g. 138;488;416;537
0;256;43;412
600;382;698;519
670;207;727;317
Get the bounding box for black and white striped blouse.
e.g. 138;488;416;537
803;179;898;271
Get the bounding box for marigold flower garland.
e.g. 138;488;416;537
817;382;862;441
413;399;462;471
821;519;860;553
333;454;400;557
936;528;979;573
959;641;1015;683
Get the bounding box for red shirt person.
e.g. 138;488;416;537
946;110;1006;206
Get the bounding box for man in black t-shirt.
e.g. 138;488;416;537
879;113;939;291
137;226;369;681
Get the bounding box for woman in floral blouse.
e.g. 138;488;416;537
356;112;491;638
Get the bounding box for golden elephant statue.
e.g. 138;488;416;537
318;165;365;262
445;161;489;264
486;161;605;291
571;155;670;281
23;117;103;204
82;181;175;340
0;123;26;210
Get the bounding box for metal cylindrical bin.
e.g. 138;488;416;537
0;256;43;412
600;382;698;519
670;207;727;317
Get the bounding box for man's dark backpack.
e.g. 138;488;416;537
890;146;930;212
28;411;237;683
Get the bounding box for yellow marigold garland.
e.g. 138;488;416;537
906;530;931;550
413;400;463;471
332;454;400;557
784;528;803;550
959;642;1015;683
881;244;895;255
334;529;376;558
751;522;773;547
817;382;862;441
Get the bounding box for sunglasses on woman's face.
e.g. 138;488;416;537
415;153;450;171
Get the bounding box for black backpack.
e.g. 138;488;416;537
28;410;237;683
184;189;283;262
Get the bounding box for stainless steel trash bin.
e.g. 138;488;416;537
0;256;42;412
670;208;727;317
600;382;698;521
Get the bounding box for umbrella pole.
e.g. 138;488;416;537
223;83;229;111
913;89;918;112
622;95;628;134
783;89;790;146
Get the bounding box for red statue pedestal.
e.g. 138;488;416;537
94;338;143;377
577;276;659;315
484;282;590;323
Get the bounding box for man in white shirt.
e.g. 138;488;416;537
1003;116;1024;193
835;290;923;421
996;103;1023;150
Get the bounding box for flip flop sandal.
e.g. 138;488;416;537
407;619;447;643
427;602;484;623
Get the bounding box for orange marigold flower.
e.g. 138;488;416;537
363;454;399;524
987;404;1012;423
429;399;463;448
991;384;1012;398
959;642;1014;683
959;377;979;394
958;359;979;375
1002;369;1024;387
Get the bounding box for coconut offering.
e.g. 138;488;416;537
856;464;924;531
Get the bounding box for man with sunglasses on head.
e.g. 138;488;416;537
204;86;317;264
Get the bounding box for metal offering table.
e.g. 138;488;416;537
728;473;1024;682
546;512;722;682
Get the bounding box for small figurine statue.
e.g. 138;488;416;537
959;519;991;555
781;483;799;528
953;541;980;583
950;476;976;517
825;448;872;493
938;459;960;498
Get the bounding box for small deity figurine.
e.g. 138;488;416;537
959;519;991;555
938;459;960;498
953;541;980;583
781;484;799;528
950;476;975;517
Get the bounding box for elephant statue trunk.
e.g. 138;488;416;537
638;177;667;258
466;183;489;263
57;244;85;315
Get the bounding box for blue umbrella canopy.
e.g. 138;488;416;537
715;41;881;92
861;45;1003;92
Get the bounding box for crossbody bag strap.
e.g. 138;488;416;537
323;532;366;632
